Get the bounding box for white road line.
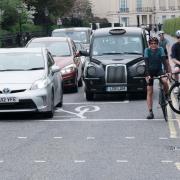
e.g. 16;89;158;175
34;160;46;163
125;137;135;139
74;160;86;163
159;137;168;140
53;137;63;139
63;101;129;105
0;160;4;163
40;118;171;122
161;160;173;163
17;137;27;139
116;160;128;163
54;115;75;118
86;137;95;140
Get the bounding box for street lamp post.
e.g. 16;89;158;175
17;6;23;46
44;7;49;36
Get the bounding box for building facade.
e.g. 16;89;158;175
90;0;180;26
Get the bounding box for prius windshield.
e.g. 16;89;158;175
0;52;44;71
92;35;143;56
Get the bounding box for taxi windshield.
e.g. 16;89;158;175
92;35;143;56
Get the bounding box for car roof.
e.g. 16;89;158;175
52;27;91;32
30;37;70;42
93;27;144;37
0;48;46;54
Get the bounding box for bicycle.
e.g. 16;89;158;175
168;72;180;114
134;75;169;122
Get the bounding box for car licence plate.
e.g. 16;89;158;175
0;97;19;103
106;86;127;92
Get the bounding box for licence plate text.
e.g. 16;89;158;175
106;86;127;92
0;97;19;103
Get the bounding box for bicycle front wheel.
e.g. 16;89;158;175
168;82;180;114
159;89;168;121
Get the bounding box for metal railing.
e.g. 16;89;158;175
0;31;47;48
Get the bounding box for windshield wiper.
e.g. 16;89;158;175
0;69;26;71
101;52;123;55
26;67;44;70
123;52;142;55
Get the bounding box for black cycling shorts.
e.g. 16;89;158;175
146;70;164;86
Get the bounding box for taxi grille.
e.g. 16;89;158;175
106;65;127;84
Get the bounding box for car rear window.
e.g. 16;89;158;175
27;41;71;57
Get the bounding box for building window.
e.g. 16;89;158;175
120;0;129;12
120;0;127;9
136;0;142;12
162;15;166;22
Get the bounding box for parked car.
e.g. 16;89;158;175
80;27;148;100
26;37;83;92
51;27;92;51
0;48;63;118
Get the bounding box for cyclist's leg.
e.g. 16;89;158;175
146;77;154;119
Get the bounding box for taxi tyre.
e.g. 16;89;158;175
85;90;94;101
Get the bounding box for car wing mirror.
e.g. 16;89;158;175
79;50;90;57
51;65;60;74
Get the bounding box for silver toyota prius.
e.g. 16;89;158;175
0;48;63;118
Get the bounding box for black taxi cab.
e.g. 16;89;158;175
81;27;148;100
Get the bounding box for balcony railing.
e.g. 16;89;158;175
169;6;176;10
136;7;153;12
119;8;129;13
159;6;166;11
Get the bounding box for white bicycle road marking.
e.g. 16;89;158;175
57;105;100;119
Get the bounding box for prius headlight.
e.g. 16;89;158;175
61;64;76;75
31;78;49;90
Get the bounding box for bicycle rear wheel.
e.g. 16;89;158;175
168;82;180;114
159;89;168;121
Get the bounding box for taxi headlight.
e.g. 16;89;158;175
87;66;96;76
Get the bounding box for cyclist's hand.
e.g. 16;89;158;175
145;76;151;83
166;73;171;79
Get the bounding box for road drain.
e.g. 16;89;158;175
169;146;180;151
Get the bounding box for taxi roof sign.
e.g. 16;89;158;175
109;29;126;35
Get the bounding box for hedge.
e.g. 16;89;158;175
163;17;180;36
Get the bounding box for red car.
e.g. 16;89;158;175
26;37;83;92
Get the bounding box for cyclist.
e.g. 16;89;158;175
171;30;180;93
158;31;170;60
144;37;171;119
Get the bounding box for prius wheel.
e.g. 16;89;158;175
78;77;83;87
45;92;54;118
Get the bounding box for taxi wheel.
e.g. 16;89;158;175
85;91;94;101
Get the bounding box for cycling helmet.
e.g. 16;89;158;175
158;30;164;36
148;36;159;44
175;30;180;38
